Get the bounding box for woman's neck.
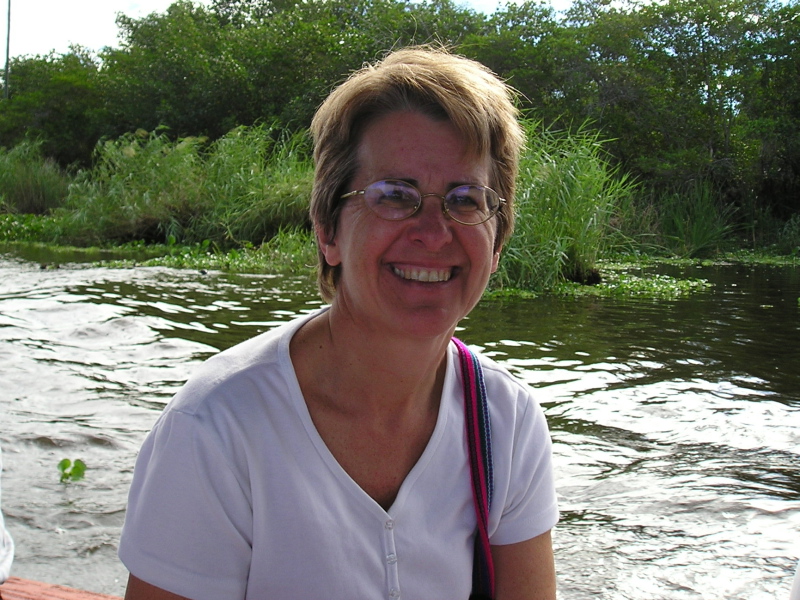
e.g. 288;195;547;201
291;306;453;417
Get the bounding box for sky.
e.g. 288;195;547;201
0;0;572;67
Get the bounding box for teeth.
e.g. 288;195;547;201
393;266;452;282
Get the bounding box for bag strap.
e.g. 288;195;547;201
453;337;495;600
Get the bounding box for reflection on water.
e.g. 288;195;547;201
0;253;798;598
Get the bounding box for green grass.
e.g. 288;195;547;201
0;140;71;215
658;181;737;258
54;125;313;247
58;129;207;245
1;123;795;300
193;126;312;246
100;227;317;277
493;121;636;292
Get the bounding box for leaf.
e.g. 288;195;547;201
58;458;87;483
70;459;87;481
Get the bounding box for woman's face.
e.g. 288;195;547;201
319;110;500;340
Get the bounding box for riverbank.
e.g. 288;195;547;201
3;238;799;302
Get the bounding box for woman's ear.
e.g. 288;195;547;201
490;248;501;274
316;223;341;267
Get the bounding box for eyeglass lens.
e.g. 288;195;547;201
363;180;500;224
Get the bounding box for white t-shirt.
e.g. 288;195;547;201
791;559;800;600
0;446;13;583
119;311;558;600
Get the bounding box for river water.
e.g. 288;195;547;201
0;249;798;599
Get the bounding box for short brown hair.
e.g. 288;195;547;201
309;46;524;301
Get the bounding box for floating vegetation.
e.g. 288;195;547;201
100;228;317;278
58;458;86;483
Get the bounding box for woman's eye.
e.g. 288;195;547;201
449;193;480;210
380;189;416;206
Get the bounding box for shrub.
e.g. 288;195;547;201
658;180;737;258
193;125;312;246
0;140;70;215
58;129;206;245
494;121;635;291
57;125;312;247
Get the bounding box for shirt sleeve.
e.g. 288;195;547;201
118;407;253;600
484;364;559;546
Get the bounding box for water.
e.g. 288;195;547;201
0;252;798;598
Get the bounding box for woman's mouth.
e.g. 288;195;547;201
392;266;453;282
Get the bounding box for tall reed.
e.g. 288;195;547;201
494;121;635;291
194;125;312;246
59;130;206;244
0;140;70;215
659;180;736;258
57;125;313;247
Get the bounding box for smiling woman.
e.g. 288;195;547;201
117;46;559;600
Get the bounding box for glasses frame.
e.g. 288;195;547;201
340;179;505;226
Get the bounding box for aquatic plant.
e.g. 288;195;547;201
777;213;800;256
58;129;206;245
55;125;313;248
108;227;317;278
494;121;635;292
0;140;71;215
58;458;86;483
658;180;737;258
0;213;63;242
192;125;312;246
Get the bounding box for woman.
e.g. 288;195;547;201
119;46;559;600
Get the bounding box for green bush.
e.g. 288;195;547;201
56;125;312;247
0;140;71;215
58;129;206;245
658;181;736;258
495;121;635;291
193;125;312;246
777;213;800;256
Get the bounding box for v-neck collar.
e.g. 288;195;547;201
279;312;455;519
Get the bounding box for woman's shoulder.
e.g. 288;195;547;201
449;342;549;433
166;312;317;417
456;344;537;400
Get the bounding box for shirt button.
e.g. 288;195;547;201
389;588;400;598
385;520;394;530
386;553;397;564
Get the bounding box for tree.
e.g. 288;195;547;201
738;0;800;215
101;1;250;139
0;47;105;165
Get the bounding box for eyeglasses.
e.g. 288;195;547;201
340;179;505;226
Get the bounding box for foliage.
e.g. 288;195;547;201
0;140;71;214
194;125;312;246
55;125;312;247
58;458;86;483
1;0;798;255
107;227;317;276
562;270;713;299
0;213;64;242
494;121;635;291
59;129;207;245
776;213;800;256
0;48;106;165
658;180;737;257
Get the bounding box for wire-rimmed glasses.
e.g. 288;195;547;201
340;179;504;226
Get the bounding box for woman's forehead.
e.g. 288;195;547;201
353;111;491;184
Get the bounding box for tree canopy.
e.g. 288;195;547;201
1;0;798;216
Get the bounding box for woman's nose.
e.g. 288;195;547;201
407;195;453;249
